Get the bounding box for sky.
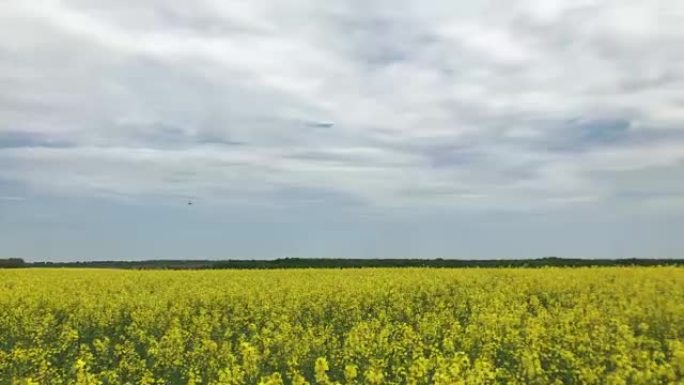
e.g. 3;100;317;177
1;0;683;261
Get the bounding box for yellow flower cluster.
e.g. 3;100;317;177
0;267;682;384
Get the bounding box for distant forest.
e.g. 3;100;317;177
2;257;683;269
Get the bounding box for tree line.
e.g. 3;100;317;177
3;257;683;269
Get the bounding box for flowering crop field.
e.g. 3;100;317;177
1;268;683;385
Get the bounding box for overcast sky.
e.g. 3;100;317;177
1;0;683;261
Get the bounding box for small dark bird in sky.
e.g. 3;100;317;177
187;200;193;206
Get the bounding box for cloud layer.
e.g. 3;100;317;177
2;0;683;212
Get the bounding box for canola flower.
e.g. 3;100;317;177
0;267;683;384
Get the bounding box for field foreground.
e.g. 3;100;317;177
1;268;683;384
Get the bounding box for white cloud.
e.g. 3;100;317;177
1;0;683;211
0;196;26;201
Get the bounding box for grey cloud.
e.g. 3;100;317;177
0;131;73;149
0;0;683;211
305;121;335;128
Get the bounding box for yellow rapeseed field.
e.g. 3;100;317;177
1;267;683;385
